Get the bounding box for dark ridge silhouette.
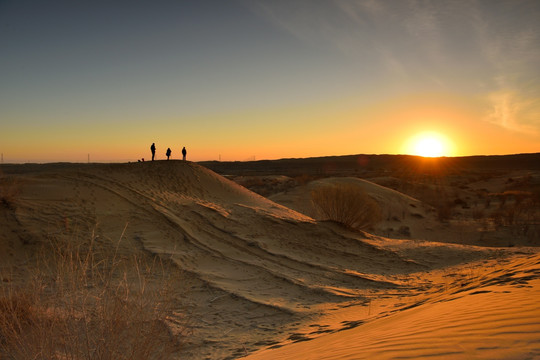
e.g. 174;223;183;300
199;153;540;176
1;153;538;176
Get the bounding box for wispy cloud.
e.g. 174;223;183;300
246;1;471;82
485;91;539;135
469;1;540;134
487;90;536;133
247;0;540;135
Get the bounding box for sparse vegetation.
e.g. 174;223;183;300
233;175;298;196
293;174;320;186
398;225;411;237
435;201;454;222
0;176;21;210
0;230;188;360
472;207;485;220
311;183;381;230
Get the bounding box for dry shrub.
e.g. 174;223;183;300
435;201;453;222
0;176;21;210
294;174;318;186
398;225;411;237
472;208;485;220
235;175;298;197
311;183;381;230
0;291;38;346
0;230;188;360
490;197;540;243
493;198;540;227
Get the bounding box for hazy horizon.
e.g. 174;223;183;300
2;150;540;166
1;1;539;163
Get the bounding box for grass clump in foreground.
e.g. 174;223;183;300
311;183;382;231
0;176;21;210
0;229;188;360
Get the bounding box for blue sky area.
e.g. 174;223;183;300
1;0;539;162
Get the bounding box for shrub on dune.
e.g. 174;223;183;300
311;183;382;231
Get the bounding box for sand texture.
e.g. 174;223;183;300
246;253;540;359
1;161;538;359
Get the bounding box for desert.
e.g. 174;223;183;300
3;1;540;358
1;154;539;359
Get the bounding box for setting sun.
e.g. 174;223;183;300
405;132;453;157
414;137;443;157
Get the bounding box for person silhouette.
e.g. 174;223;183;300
182;147;187;161
151;143;156;161
166;147;171;160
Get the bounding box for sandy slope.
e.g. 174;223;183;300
245;253;540;360
0;161;537;359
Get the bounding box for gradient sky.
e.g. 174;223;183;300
1;0;539;163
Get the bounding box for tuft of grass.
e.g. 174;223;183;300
0;229;188;360
311;183;381;230
435;201;453;222
0;176;21;210
398;225;411;237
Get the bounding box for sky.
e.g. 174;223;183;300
1;0;539;163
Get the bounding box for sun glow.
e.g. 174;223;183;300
406;132;453;157
415;137;443;157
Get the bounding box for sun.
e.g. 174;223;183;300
414;137;444;157
406;132;452;157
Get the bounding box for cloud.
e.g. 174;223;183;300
485;90;540;135
245;1;470;81
247;0;540;136
469;1;540;134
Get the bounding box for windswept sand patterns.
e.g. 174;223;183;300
1;162;416;357
245;253;540;360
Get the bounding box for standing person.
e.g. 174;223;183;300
150;143;156;161
166;147;171;160
182;146;187;161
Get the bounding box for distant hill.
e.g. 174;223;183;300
199;153;540;176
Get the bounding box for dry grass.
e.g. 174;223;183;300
311;183;381;230
0;176;21;210
492;198;540;238
0;228;188;360
434;201;454;222
233;175;299;197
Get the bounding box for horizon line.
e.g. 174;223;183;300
1;151;540;166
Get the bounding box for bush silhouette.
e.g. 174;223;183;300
311;183;381;230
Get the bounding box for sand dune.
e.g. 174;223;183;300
246;253;540;359
269;177;435;239
1;161;538;359
269;175;534;247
